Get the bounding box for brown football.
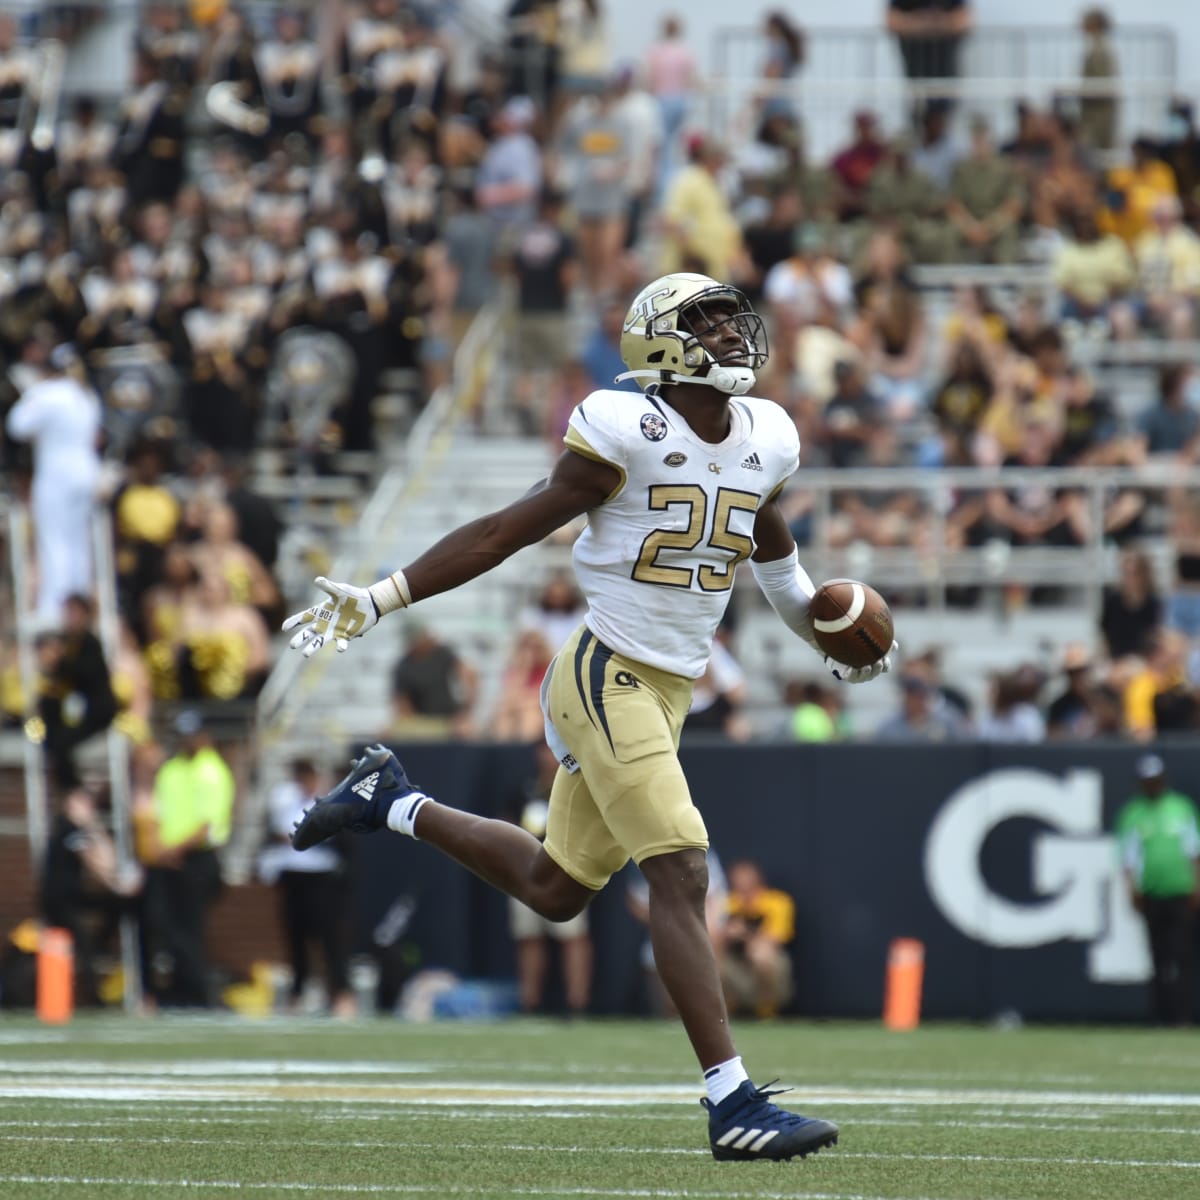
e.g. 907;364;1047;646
810;579;894;668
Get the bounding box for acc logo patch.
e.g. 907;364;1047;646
640;413;668;441
663;451;687;467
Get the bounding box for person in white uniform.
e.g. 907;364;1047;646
283;272;898;1160
6;345;102;624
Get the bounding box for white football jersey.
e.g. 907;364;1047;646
563;388;799;679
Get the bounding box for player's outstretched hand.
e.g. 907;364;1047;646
826;640;899;685
282;577;379;658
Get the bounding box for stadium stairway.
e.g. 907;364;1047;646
267;428;1100;754
271;430;560;758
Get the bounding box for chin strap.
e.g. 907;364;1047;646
614;367;756;396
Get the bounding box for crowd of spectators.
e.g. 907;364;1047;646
771;538;1200;741
2;0;1200;759
8;0;1200;1024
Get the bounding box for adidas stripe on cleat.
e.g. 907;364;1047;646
703;1080;839;1162
291;744;423;850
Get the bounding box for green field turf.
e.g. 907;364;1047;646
0;1014;1198;1199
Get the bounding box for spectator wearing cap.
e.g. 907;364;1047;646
658;134;745;282
947;115;1024;264
1046;644;1098;739
1114;755;1200;1025
145;710;234;1007
476;96;543;241
5;341;102;623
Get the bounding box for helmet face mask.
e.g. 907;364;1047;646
618;272;769;396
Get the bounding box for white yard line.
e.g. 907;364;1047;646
3;1073;1200;1111
8;1112;1200;1138
6;1134;1200;1172
0;1060;434;1077
0;1177;925;1200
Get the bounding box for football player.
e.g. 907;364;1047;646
284;272;897;1160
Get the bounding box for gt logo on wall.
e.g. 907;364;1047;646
923;768;1151;984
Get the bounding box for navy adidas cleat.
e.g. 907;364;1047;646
291;744;418;850
703;1080;839;1162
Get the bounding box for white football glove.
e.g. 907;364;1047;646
826;640;899;684
282;576;379;657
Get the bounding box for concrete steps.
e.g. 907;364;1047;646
280;433;558;751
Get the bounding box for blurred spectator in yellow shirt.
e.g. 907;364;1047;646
1123;629;1197;739
717;859;795;1018
658;134;746;281
1097;137;1177;245
1134;195;1200;339
1052;209;1134;323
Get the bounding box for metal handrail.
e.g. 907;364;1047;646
254;302;505;736
789;465;1200;491
6;505;47;874
90;509;143;1013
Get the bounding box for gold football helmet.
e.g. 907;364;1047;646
616;272;768;396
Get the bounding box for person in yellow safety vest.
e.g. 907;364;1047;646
145;709;234;1007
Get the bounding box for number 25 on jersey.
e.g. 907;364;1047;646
632;485;758;592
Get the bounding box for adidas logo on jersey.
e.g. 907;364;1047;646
351;772;380;800
741;452;763;471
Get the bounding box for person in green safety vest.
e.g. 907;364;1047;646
146;709;234;1007
1115;754;1200;1026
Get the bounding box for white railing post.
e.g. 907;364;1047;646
8;505;48;875
90;510;143;1014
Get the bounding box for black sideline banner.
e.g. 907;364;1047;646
349;742;1200;1022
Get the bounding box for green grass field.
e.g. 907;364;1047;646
0;1015;1198;1199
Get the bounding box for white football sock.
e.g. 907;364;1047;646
704;1056;750;1106
386;793;432;838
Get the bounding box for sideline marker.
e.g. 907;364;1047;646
37;927;74;1024
883;937;924;1031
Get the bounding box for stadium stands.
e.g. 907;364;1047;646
2;2;1200;1004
